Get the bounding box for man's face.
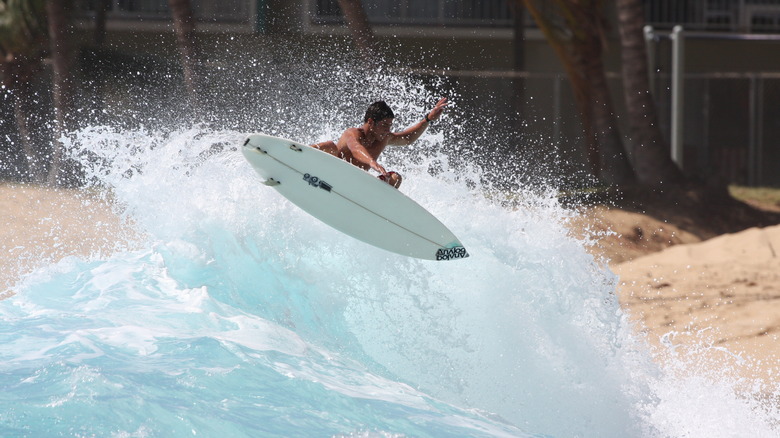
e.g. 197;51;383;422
370;118;393;139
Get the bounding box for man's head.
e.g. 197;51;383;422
364;101;394;123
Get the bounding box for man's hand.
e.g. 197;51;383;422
372;161;389;177
426;98;448;122
389;97;449;146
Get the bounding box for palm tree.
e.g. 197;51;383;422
46;0;75;185
518;0;635;185
616;0;684;186
93;0;110;46
0;0;48;182
337;0;378;65
510;2;526;134
168;0;202;104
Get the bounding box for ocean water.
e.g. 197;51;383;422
2;67;780;437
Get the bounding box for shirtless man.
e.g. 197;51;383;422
312;98;448;188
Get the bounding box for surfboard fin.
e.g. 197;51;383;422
263;178;280;186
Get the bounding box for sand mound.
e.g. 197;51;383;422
615;224;780;381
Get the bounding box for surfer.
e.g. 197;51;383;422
311;98;448;188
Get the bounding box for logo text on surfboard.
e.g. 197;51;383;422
436;247;468;260
303;173;332;192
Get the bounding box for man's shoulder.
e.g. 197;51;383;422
341;127;364;140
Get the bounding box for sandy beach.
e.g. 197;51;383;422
0;184;131;299
2;183;779;383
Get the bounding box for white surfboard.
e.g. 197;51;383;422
241;134;468;261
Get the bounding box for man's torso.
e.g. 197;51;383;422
336;128;388;169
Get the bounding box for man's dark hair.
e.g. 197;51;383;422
364;101;395;123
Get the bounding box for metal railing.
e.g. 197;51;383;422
407;68;780;187
645;0;780;32
76;0;252;23
311;0;513;26
309;0;780;33
74;0;780;32
661;72;780;187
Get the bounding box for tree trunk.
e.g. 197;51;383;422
511;2;526;134
168;0;202;102
0;0;48;181
616;0;684;186
520;0;598;176
7;60;45;182
94;0;110;46
521;0;634;184
46;0;75;186
337;0;378;65
578;31;635;185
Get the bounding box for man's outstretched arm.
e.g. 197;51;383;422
389;98;448;146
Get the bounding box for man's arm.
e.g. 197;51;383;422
388;98;448;146
342;129;389;175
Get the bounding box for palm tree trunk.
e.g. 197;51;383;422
520;0;599;176
46;0;75;185
511;2;526;134
616;0;684;186
522;0;635;184
168;0;202;102
578;33;635;185
1;0;48;181
337;0;378;65
13;73;44;182
94;0;110;46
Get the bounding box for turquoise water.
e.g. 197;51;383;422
2;70;779;437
